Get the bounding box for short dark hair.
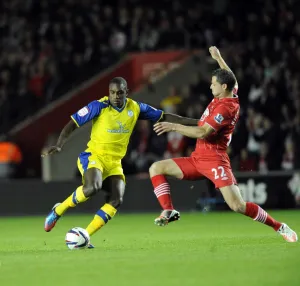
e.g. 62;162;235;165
212;68;236;91
110;77;128;89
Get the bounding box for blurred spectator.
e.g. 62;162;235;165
0;139;22;179
124;121;167;175
292;116;300;169
258;142;269;174
138;23;159;51
239;149;257;172
288;172;300;206
246;109;264;156
109;28;127;53
281;137;294;171
164;131;187;159
160;86;182;113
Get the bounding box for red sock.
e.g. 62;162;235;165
151;175;174;210
245;202;282;231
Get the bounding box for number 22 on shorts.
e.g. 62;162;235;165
211;166;227;180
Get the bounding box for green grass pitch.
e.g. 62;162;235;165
0;211;299;286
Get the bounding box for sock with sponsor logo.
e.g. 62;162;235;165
55;186;88;216
86;203;117;236
151;175;174;210
245;202;282;231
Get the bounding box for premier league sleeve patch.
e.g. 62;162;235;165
71;100;104;127
78;106;90;117
214;113;224;124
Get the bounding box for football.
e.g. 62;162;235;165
65;227;90;250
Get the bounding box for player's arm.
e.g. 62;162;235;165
138;102;199;126
160;113;199;126
154;122;214;139
41;120;78;157
138;102;164;122
209;46;238;88
58;121;77;148
154;104;231;138
42;100;104;157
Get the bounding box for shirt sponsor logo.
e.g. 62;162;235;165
107;121;130;133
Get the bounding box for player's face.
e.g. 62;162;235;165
109;83;128;108
210;76;226;98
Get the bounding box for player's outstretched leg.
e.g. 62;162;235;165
149;159;183;226
219;184;298;242
85;175;125;237
44;168;102;232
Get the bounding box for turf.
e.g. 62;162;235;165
0;211;299;286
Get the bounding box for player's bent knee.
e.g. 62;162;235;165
149;161;169;176
109;197;123;208
83;182;102;197
149;162;161;176
229;201;246;213
149;159;183;179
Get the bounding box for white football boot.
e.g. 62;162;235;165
154;210;180;226
277;223;298;242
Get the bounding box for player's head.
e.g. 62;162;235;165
109;77;128;108
210;69;236;98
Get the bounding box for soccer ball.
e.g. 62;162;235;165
65;227;90;250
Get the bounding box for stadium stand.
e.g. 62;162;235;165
1;0;300;176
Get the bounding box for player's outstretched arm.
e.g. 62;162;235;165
153;122;214;139
137;102;199;125
209;46;238;86
41;100;103;157
41;120;78;157
161;113;199;126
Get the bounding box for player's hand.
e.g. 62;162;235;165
154;122;176;135
41;146;62;157
209;46;221;60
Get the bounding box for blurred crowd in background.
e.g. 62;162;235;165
1;0;300;177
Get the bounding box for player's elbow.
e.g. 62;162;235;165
197;134;207;139
197;134;206;139
66;120;78;132
195;128;207;139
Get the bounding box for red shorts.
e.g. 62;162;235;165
172;155;237;189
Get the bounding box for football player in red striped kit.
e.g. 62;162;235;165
150;46;297;243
